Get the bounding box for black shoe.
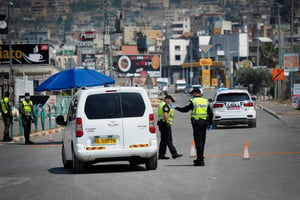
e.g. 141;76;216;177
172;154;183;159
158;156;170;160
193;160;205;166
3;136;12;142
25;141;35;145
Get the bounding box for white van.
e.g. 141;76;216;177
157;77;169;94
56;87;158;172
175;79;187;93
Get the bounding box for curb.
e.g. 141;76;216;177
257;104;281;120
12;127;64;143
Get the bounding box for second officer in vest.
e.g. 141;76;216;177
174;88;213;166
1;91;13;141
19;93;36;144
158;95;182;159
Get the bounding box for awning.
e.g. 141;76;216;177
257;37;273;42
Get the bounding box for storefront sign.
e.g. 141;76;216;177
200;58;213;66
117;55;161;77
79;31;96;41
0;44;49;65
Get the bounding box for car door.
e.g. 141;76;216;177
121;92;149;148
83;93;124;150
63;95;78;159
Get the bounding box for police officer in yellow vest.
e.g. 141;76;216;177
1;91;13;142
19;93;36;144
157;95;182;159
174;88;213;166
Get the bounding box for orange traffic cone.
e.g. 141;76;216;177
243;141;250;160
48;129;53;141
190;140;196;157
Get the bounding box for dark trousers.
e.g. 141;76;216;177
192;119;208;162
158;122;178;156
2;114;12;139
22;116;32;142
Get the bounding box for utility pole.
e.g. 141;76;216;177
273;2;282;101
8;1;14;89
103;1;111;76
290;0;294;98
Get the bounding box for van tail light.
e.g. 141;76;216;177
213;103;224;108
76;117;84;137
149;114;156;134
244;102;254;107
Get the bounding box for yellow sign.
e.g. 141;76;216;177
213;61;223;67
200;59;213;66
202;69;210;87
211;78;218;87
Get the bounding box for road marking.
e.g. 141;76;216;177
205;152;300;158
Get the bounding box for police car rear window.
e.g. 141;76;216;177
216;93;250;102
85;93;145;119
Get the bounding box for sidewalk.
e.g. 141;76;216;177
256;100;300;129
0;116;63;143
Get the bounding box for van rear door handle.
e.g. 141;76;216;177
108;121;118;127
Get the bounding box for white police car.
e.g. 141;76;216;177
210;88;257;128
56;87;158;172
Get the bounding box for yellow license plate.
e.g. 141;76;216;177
94;138;116;144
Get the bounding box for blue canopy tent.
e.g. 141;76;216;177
35;68;115;92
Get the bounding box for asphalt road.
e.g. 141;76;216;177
0;92;299;200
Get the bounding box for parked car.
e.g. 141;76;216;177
186;85;204;94
56;87;158;172
209;88;257;128
184;84;192;93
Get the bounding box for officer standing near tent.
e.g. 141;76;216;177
19;93;36;144
1;91;13;142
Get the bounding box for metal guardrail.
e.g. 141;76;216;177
8;96;71;138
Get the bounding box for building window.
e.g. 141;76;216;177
175;45;180;51
175;55;181;61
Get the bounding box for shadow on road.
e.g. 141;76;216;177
48;163;148;175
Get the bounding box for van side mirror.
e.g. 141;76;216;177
56;115;67;126
251;97;257;101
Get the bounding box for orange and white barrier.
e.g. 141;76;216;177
48;129;54;141
243;141;250;160
190;140;196;157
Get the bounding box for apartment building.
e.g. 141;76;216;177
171;16;191;38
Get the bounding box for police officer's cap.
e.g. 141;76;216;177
25;92;30;96
165;95;175;102
190;88;201;94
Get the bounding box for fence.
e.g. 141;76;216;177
6;96;72;138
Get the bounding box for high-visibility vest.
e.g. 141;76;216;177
22;100;33;113
158;102;175;125
190;97;209;120
0;97;10;114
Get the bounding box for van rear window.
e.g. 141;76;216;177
85;93;145;119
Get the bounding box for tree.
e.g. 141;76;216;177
259;43;279;68
235;67;274;95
